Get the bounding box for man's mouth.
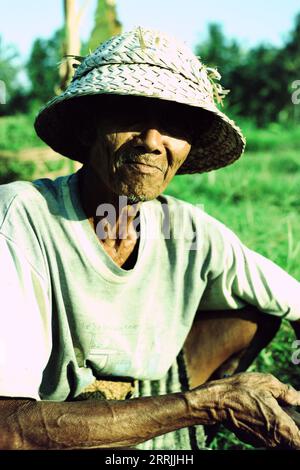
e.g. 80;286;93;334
123;159;164;173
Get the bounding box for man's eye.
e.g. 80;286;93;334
160;121;193;139
106;114;141;130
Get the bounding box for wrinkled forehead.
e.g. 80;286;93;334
65;93;214;139
73;94;196;142
88;94;212;132
95;94;194;117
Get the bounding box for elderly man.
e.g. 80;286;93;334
0;28;300;451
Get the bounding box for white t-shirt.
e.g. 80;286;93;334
0;170;299;401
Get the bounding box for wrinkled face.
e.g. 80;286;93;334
87;96;194;202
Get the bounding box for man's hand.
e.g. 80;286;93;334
186;372;300;449
1;372;299;449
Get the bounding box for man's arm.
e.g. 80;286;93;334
0;392;193;449
199;214;300;322
1;372;300;450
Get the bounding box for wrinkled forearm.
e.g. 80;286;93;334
0;392;203;450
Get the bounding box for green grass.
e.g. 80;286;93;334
239;120;300;153
0;158;36;183
0;112;45;151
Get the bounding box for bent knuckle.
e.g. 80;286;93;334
264;373;280;386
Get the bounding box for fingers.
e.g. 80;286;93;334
283;406;300;429
229;372;300;407
205;372;300;448
273;382;300;407
218;373;300;449
272;405;300;449
225;400;300;449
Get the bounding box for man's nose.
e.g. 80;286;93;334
133;126;164;154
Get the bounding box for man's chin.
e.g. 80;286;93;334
116;188;161;204
114;182;163;204
122;193;157;204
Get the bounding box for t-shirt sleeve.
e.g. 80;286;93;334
0;235;52;399
198;216;300;321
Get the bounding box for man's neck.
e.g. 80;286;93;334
78;164;140;229
77;164;141;268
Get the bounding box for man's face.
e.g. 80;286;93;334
87;96;193;202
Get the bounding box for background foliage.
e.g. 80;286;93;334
0;0;300;450
88;0;122;52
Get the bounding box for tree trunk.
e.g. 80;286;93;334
59;0;82;92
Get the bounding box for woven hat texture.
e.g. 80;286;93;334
34;27;246;174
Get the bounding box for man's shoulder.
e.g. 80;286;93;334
0;179;34;199
156;193;204;214
156;193;223;226
154;193;240;243
0;174;71;229
0;180;37;225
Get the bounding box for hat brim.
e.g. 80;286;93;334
34;64;245;174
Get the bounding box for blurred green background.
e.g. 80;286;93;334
1;0;300;450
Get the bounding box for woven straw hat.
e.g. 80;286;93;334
34;27;246;174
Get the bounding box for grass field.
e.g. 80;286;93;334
0;113;300;449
